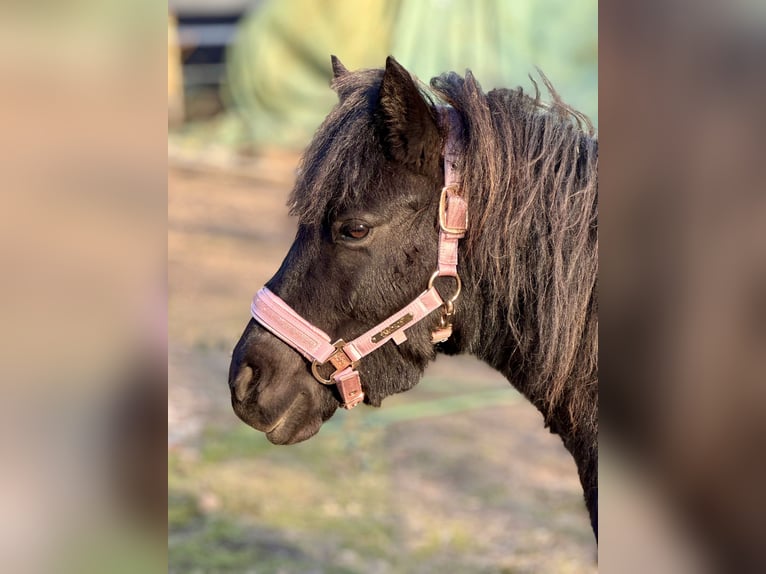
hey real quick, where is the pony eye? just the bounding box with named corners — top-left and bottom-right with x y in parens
top-left (339, 222), bottom-right (370, 241)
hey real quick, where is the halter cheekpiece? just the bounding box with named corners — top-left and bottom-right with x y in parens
top-left (250, 107), bottom-right (467, 408)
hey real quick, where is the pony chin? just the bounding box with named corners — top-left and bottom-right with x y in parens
top-left (265, 414), bottom-right (324, 445)
top-left (260, 390), bottom-right (338, 445)
top-left (234, 389), bottom-right (337, 445)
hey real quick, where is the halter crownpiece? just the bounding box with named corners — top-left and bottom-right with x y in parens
top-left (250, 106), bottom-right (467, 409)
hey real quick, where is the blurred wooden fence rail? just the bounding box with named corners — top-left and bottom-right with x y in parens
top-left (167, 2), bottom-right (259, 125)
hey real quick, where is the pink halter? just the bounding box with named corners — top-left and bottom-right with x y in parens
top-left (250, 107), bottom-right (467, 408)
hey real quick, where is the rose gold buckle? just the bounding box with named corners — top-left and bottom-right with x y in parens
top-left (310, 340), bottom-right (357, 385)
top-left (335, 371), bottom-right (365, 409)
top-left (438, 185), bottom-right (467, 234)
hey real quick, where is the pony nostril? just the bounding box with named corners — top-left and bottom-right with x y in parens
top-left (233, 364), bottom-right (260, 402)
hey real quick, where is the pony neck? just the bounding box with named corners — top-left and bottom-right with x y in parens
top-left (452, 273), bottom-right (598, 536)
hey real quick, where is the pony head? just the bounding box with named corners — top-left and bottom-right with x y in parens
top-left (228, 57), bottom-right (459, 444)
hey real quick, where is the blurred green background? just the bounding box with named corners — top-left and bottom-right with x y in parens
top-left (169, 0), bottom-right (596, 153)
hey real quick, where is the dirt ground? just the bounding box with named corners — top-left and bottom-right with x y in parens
top-left (168, 160), bottom-right (596, 573)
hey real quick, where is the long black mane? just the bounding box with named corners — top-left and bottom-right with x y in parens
top-left (431, 72), bottom-right (598, 428)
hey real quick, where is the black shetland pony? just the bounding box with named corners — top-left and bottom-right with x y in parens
top-left (230, 56), bottom-right (598, 537)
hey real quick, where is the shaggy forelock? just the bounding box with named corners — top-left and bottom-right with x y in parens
top-left (289, 69), bottom-right (386, 225)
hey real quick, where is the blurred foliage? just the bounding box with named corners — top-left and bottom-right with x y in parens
top-left (204, 0), bottom-right (597, 150)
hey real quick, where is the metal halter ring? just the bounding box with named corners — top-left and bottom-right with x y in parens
top-left (428, 270), bottom-right (462, 305)
top-left (310, 360), bottom-right (334, 385)
top-left (310, 340), bottom-right (356, 385)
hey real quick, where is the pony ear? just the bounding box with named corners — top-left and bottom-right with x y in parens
top-left (330, 55), bottom-right (349, 80)
top-left (376, 56), bottom-right (441, 175)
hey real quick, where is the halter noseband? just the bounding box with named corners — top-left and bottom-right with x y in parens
top-left (250, 107), bottom-right (467, 409)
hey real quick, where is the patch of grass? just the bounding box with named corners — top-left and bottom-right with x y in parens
top-left (168, 452), bottom-right (205, 530)
top-left (199, 425), bottom-right (274, 464)
top-left (170, 514), bottom-right (330, 574)
top-left (358, 388), bottom-right (520, 428)
top-left (171, 423), bottom-right (404, 569)
top-left (169, 387), bottom-right (593, 573)
top-left (197, 446), bottom-right (397, 552)
top-left (168, 489), bottom-right (203, 530)
top-left (412, 519), bottom-right (478, 558)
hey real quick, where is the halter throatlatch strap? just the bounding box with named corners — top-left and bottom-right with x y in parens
top-left (249, 106), bottom-right (466, 409)
top-left (436, 106), bottom-right (467, 278)
top-left (430, 106), bottom-right (467, 343)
